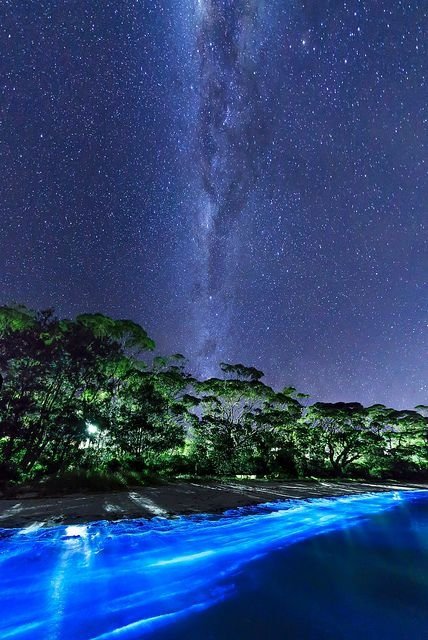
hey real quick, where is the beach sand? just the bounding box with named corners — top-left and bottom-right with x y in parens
top-left (0, 479), bottom-right (426, 529)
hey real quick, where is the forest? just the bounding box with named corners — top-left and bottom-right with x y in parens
top-left (0, 305), bottom-right (427, 492)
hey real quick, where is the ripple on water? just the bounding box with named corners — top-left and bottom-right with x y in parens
top-left (0, 490), bottom-right (427, 640)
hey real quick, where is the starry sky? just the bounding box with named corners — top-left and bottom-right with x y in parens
top-left (1, 0), bottom-right (427, 409)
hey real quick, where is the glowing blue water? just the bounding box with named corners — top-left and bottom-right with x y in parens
top-left (0, 491), bottom-right (427, 639)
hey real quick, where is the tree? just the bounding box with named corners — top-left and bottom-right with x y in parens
top-left (300, 402), bottom-right (382, 476)
top-left (0, 306), bottom-right (154, 480)
top-left (1, 304), bottom-right (426, 486)
top-left (366, 406), bottom-right (428, 477)
top-left (111, 372), bottom-right (185, 461)
top-left (188, 367), bottom-right (303, 476)
top-left (108, 356), bottom-right (195, 470)
top-left (219, 362), bottom-right (264, 382)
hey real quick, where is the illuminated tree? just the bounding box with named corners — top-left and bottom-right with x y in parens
top-left (188, 367), bottom-right (303, 475)
top-left (0, 306), bottom-right (154, 480)
top-left (301, 402), bottom-right (382, 476)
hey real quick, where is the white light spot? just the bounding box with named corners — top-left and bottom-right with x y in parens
top-left (86, 421), bottom-right (99, 435)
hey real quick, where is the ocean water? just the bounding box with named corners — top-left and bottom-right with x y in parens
top-left (0, 491), bottom-right (427, 639)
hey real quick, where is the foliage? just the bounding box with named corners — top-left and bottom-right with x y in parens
top-left (0, 305), bottom-right (426, 490)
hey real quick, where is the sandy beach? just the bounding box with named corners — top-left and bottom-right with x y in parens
top-left (0, 479), bottom-right (426, 529)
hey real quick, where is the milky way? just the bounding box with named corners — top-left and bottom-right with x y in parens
top-left (0, 1), bottom-right (427, 407)
top-left (189, 0), bottom-right (268, 368)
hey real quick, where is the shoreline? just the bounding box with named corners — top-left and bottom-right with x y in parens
top-left (0, 479), bottom-right (427, 529)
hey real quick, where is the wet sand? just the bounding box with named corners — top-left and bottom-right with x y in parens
top-left (0, 479), bottom-right (426, 529)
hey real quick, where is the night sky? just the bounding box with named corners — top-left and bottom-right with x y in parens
top-left (1, 1), bottom-right (427, 408)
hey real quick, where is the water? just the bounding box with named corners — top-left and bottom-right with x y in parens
top-left (0, 491), bottom-right (427, 639)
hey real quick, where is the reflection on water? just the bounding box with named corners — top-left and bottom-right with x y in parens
top-left (0, 491), bottom-right (427, 639)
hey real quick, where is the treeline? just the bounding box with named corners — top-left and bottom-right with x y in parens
top-left (0, 305), bottom-right (427, 489)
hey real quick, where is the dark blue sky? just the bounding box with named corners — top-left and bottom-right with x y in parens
top-left (1, 1), bottom-right (427, 408)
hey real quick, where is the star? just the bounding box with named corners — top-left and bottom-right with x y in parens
top-left (0, 0), bottom-right (426, 409)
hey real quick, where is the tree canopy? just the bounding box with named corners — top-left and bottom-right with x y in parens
top-left (0, 305), bottom-right (426, 488)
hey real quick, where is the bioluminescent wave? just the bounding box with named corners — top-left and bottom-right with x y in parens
top-left (0, 491), bottom-right (427, 639)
